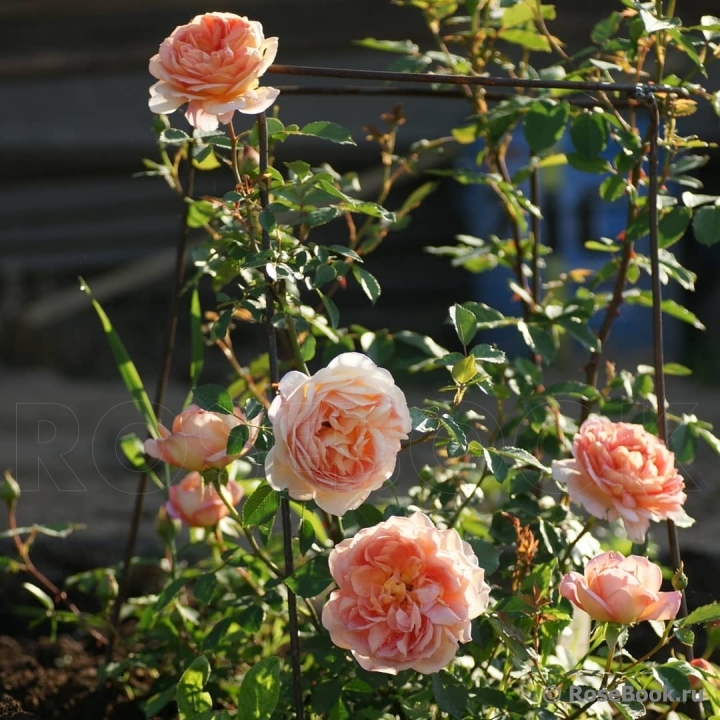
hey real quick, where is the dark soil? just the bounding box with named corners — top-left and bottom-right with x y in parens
top-left (0, 635), bottom-right (153, 720)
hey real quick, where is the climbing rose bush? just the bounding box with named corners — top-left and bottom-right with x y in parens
top-left (148, 12), bottom-right (279, 131)
top-left (265, 352), bottom-right (411, 515)
top-left (552, 415), bottom-right (693, 543)
top-left (321, 512), bottom-right (491, 674)
top-left (559, 551), bottom-right (682, 624)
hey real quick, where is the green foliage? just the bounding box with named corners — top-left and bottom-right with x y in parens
top-left (12, 3), bottom-right (718, 720)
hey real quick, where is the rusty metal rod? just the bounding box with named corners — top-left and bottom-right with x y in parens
top-left (268, 63), bottom-right (689, 99)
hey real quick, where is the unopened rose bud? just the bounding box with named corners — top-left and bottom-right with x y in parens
top-left (0, 471), bottom-right (21, 506)
top-left (672, 566), bottom-right (688, 591)
top-left (690, 658), bottom-right (719, 690)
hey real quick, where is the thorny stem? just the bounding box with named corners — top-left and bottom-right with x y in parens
top-left (8, 502), bottom-right (108, 645)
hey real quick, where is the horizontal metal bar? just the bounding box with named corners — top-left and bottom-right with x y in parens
top-left (268, 63), bottom-right (689, 99)
top-left (274, 84), bottom-right (647, 108)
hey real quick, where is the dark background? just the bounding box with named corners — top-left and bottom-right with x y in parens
top-left (1, 0), bottom-right (719, 569)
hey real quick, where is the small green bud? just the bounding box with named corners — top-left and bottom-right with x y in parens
top-left (672, 565), bottom-right (689, 591)
top-left (0, 471), bottom-right (21, 506)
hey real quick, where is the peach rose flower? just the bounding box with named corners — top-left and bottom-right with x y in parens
top-left (166, 472), bottom-right (242, 528)
top-left (149, 12), bottom-right (279, 131)
top-left (322, 512), bottom-right (491, 674)
top-left (145, 404), bottom-right (260, 472)
top-left (552, 415), bottom-right (692, 543)
top-left (265, 353), bottom-right (411, 516)
top-left (559, 551), bottom-right (681, 625)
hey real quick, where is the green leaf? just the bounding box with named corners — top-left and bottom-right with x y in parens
top-left (193, 384), bottom-right (234, 414)
top-left (80, 279), bottom-right (158, 434)
top-left (355, 38), bottom-right (419, 54)
top-left (301, 333), bottom-right (317, 362)
top-left (668, 422), bottom-right (697, 464)
top-left (299, 518), bottom-right (315, 555)
top-left (227, 425), bottom-right (250, 456)
top-left (285, 555), bottom-right (333, 598)
top-left (566, 153), bottom-right (610, 173)
top-left (242, 483), bottom-right (280, 528)
top-left (450, 303), bottom-right (478, 346)
top-left (693, 205), bottom-right (720, 246)
top-left (317, 290), bottom-right (340, 329)
top-left (639, 7), bottom-right (680, 33)
top-left (599, 175), bottom-right (626, 202)
top-left (439, 414), bottom-right (468, 453)
top-left (499, 29), bottom-right (551, 52)
top-left (490, 446), bottom-right (550, 474)
top-left (471, 343), bottom-right (506, 363)
top-left (570, 112), bottom-right (608, 159)
top-left (398, 181), bottom-right (438, 215)
top-left (517, 321), bottom-right (556, 363)
top-left (678, 603), bottom-right (720, 627)
top-left (189, 287), bottom-right (204, 389)
top-left (237, 657), bottom-right (282, 720)
top-left (557, 317), bottom-right (600, 352)
top-left (654, 663), bottom-right (691, 701)
top-left (452, 355), bottom-right (478, 384)
top-left (143, 686), bottom-right (177, 718)
top-left (0, 522), bottom-right (84, 540)
top-left (659, 206), bottom-right (692, 248)
top-left (544, 381), bottom-right (601, 401)
top-left (591, 12), bottom-right (622, 43)
top-left (161, 128), bottom-right (191, 145)
top-left (186, 200), bottom-right (217, 229)
top-left (432, 671), bottom-right (468, 720)
top-left (352, 266), bottom-right (382, 304)
top-left (468, 539), bottom-right (500, 575)
top-left (23, 583), bottom-right (54, 612)
top-left (523, 100), bottom-right (569, 154)
top-left (177, 656), bottom-right (213, 720)
top-left (674, 627), bottom-right (695, 646)
top-left (698, 427), bottom-right (720, 456)
top-left (614, 693), bottom-right (646, 719)
top-left (193, 575), bottom-right (216, 605)
top-left (314, 264), bottom-right (337, 286)
top-left (300, 121), bottom-right (355, 145)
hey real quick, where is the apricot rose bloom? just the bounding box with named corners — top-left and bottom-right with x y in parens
top-left (265, 353), bottom-right (412, 516)
top-left (145, 404), bottom-right (260, 472)
top-left (552, 415), bottom-right (692, 543)
top-left (322, 513), bottom-right (491, 674)
top-left (166, 472), bottom-right (242, 528)
top-left (149, 12), bottom-right (279, 132)
top-left (559, 551), bottom-right (681, 625)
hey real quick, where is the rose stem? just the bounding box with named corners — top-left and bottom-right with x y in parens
top-left (106, 145), bottom-right (196, 664)
top-left (7, 499), bottom-right (108, 645)
top-left (258, 111), bottom-right (305, 719)
top-left (647, 101), bottom-right (693, 654)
